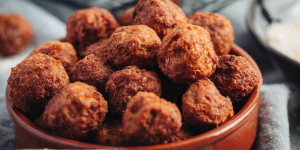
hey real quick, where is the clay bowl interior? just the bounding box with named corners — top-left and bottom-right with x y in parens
top-left (6, 44), bottom-right (263, 150)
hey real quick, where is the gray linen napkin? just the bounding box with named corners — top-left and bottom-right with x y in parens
top-left (0, 0), bottom-right (65, 149)
top-left (257, 84), bottom-right (291, 150)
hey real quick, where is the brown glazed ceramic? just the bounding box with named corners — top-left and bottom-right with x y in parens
top-left (6, 44), bottom-right (263, 150)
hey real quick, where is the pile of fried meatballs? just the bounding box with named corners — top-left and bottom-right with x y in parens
top-left (7, 0), bottom-right (259, 147)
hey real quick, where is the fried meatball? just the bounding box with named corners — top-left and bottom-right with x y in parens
top-left (37, 82), bottom-right (108, 139)
top-left (106, 25), bottom-right (161, 68)
top-left (182, 79), bottom-right (234, 128)
top-left (123, 92), bottom-right (182, 145)
top-left (105, 66), bottom-right (161, 116)
top-left (80, 38), bottom-right (110, 64)
top-left (133, 0), bottom-right (187, 38)
top-left (119, 7), bottom-right (134, 26)
top-left (0, 13), bottom-right (33, 56)
top-left (8, 54), bottom-right (70, 114)
top-left (157, 23), bottom-right (218, 84)
top-left (69, 54), bottom-right (114, 93)
top-left (210, 55), bottom-right (259, 103)
top-left (188, 12), bottom-right (234, 56)
top-left (30, 41), bottom-right (78, 72)
top-left (94, 120), bottom-right (128, 146)
top-left (66, 7), bottom-right (118, 54)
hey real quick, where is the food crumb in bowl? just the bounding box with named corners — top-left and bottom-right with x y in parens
top-left (266, 21), bottom-right (300, 63)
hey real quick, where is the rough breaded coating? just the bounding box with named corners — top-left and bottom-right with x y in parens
top-left (0, 13), bottom-right (33, 56)
top-left (119, 7), bottom-right (134, 26)
top-left (94, 120), bottom-right (128, 146)
top-left (66, 7), bottom-right (118, 54)
top-left (123, 92), bottom-right (182, 145)
top-left (36, 82), bottom-right (108, 139)
top-left (69, 54), bottom-right (114, 93)
top-left (8, 54), bottom-right (70, 114)
top-left (30, 40), bottom-right (78, 72)
top-left (188, 12), bottom-right (234, 56)
top-left (105, 66), bottom-right (161, 116)
top-left (80, 38), bottom-right (110, 64)
top-left (157, 23), bottom-right (218, 84)
top-left (182, 79), bottom-right (234, 128)
top-left (106, 25), bottom-right (161, 68)
top-left (133, 0), bottom-right (187, 38)
top-left (210, 55), bottom-right (259, 103)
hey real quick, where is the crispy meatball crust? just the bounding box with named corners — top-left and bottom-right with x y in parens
top-left (106, 25), bottom-right (161, 68)
top-left (133, 0), bottom-right (187, 38)
top-left (157, 23), bottom-right (218, 84)
top-left (182, 79), bottom-right (234, 128)
top-left (80, 38), bottom-right (110, 64)
top-left (66, 7), bottom-right (118, 54)
top-left (30, 40), bottom-right (78, 72)
top-left (210, 55), bottom-right (259, 103)
top-left (94, 120), bottom-right (128, 146)
top-left (105, 66), bottom-right (161, 116)
top-left (8, 54), bottom-right (70, 114)
top-left (38, 82), bottom-right (108, 139)
top-left (188, 12), bottom-right (234, 56)
top-left (69, 54), bottom-right (114, 93)
top-left (0, 13), bottom-right (33, 56)
top-left (123, 92), bottom-right (182, 145)
top-left (119, 7), bottom-right (135, 26)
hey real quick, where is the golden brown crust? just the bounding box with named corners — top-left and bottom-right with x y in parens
top-left (119, 7), bottom-right (135, 26)
top-left (37, 82), bottom-right (108, 139)
top-left (157, 23), bottom-right (218, 84)
top-left (210, 55), bottom-right (259, 103)
top-left (105, 66), bottom-right (161, 116)
top-left (123, 92), bottom-right (182, 145)
top-left (94, 120), bottom-right (128, 146)
top-left (30, 41), bottom-right (78, 72)
top-left (106, 25), bottom-right (161, 68)
top-left (188, 12), bottom-right (234, 56)
top-left (182, 79), bottom-right (234, 128)
top-left (80, 38), bottom-right (110, 64)
top-left (69, 54), bottom-right (114, 93)
top-left (133, 0), bottom-right (187, 38)
top-left (66, 7), bottom-right (119, 54)
top-left (8, 54), bottom-right (70, 114)
top-left (0, 13), bottom-right (33, 56)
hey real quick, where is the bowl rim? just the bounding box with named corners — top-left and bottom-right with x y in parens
top-left (5, 43), bottom-right (263, 149)
top-left (246, 0), bottom-right (300, 67)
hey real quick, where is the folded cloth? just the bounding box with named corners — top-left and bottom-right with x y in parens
top-left (0, 0), bottom-right (65, 149)
top-left (257, 84), bottom-right (291, 150)
top-left (287, 84), bottom-right (300, 150)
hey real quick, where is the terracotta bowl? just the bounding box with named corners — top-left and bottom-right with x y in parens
top-left (6, 44), bottom-right (263, 150)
